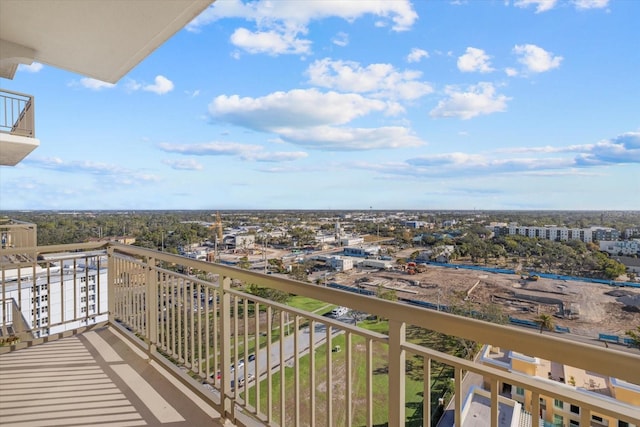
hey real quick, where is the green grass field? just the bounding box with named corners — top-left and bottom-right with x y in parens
top-left (243, 318), bottom-right (464, 426)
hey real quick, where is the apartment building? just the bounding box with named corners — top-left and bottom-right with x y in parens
top-left (600, 240), bottom-right (640, 256)
top-left (494, 225), bottom-right (620, 244)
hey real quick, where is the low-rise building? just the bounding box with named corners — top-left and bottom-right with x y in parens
top-left (600, 240), bottom-right (640, 256)
top-left (479, 345), bottom-right (640, 427)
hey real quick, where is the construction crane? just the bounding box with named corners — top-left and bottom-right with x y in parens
top-left (208, 212), bottom-right (223, 262)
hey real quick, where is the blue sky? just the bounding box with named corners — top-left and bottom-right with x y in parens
top-left (2, 0), bottom-right (639, 211)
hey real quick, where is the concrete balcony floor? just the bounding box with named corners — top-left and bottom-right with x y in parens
top-left (0, 327), bottom-right (226, 427)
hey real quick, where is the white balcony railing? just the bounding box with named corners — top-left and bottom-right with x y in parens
top-left (0, 89), bottom-right (35, 138)
top-left (1, 242), bottom-right (639, 427)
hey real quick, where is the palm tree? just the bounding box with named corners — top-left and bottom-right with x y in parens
top-left (535, 314), bottom-right (555, 334)
top-left (625, 325), bottom-right (640, 349)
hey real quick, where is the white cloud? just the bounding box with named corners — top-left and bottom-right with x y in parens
top-left (349, 131), bottom-right (640, 179)
top-left (505, 67), bottom-right (519, 77)
top-left (242, 151), bottom-right (309, 162)
top-left (573, 0), bottom-right (609, 9)
top-left (209, 88), bottom-right (388, 131)
top-left (143, 75), bottom-right (174, 95)
top-left (189, 0), bottom-right (418, 32)
top-left (18, 62), bottom-right (43, 73)
top-left (430, 82), bottom-right (510, 120)
top-left (158, 141), bottom-right (308, 162)
top-left (162, 159), bottom-right (203, 170)
top-left (230, 28), bottom-right (311, 55)
top-left (332, 32), bottom-right (349, 47)
top-left (514, 0), bottom-right (558, 13)
top-left (79, 78), bottom-right (116, 91)
top-left (159, 141), bottom-right (261, 156)
top-left (457, 47), bottom-right (494, 73)
top-left (188, 0), bottom-right (417, 56)
top-left (277, 126), bottom-right (425, 151)
top-left (407, 48), bottom-right (429, 63)
top-left (22, 156), bottom-right (161, 184)
top-left (513, 44), bottom-right (562, 73)
top-left (306, 58), bottom-right (433, 101)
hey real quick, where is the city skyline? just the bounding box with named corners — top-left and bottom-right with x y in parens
top-left (1, 0), bottom-right (639, 211)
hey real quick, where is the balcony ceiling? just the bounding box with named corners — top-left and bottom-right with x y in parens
top-left (0, 0), bottom-right (214, 82)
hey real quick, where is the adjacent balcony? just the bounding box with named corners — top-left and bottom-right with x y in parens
top-left (0, 88), bottom-right (39, 166)
top-left (1, 242), bottom-right (639, 427)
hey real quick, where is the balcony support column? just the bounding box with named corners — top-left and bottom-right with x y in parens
top-left (145, 256), bottom-right (157, 355)
top-left (388, 319), bottom-right (406, 427)
top-left (220, 275), bottom-right (234, 423)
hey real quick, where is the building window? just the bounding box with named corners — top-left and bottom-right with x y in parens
top-left (569, 420), bottom-right (579, 427)
top-left (553, 414), bottom-right (563, 427)
top-left (618, 421), bottom-right (629, 427)
top-left (592, 415), bottom-right (603, 423)
top-left (81, 287), bottom-right (86, 293)
top-left (89, 285), bottom-right (96, 292)
top-left (554, 399), bottom-right (564, 409)
top-left (80, 277), bottom-right (86, 283)
top-left (515, 386), bottom-right (524, 396)
top-left (41, 294), bottom-right (48, 302)
top-left (570, 404), bottom-right (580, 414)
top-left (81, 296), bottom-right (87, 303)
top-left (81, 307), bottom-right (87, 313)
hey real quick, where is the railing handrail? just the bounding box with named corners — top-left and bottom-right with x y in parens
top-left (109, 242), bottom-right (640, 387)
top-left (0, 88), bottom-right (34, 99)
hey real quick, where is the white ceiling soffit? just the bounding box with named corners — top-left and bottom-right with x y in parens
top-left (0, 0), bottom-right (214, 82)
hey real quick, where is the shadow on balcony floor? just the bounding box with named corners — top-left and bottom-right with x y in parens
top-left (0, 326), bottom-right (226, 426)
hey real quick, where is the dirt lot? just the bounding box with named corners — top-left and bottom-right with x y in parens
top-left (332, 262), bottom-right (640, 338)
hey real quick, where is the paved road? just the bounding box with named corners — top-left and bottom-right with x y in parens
top-left (230, 311), bottom-right (352, 388)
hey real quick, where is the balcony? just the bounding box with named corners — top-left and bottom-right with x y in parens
top-left (1, 242), bottom-right (639, 427)
top-left (0, 89), bottom-right (39, 166)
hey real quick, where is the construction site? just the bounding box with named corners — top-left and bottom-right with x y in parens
top-left (328, 259), bottom-right (640, 340)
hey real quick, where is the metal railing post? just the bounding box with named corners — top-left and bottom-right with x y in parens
top-left (220, 275), bottom-right (234, 422)
top-left (145, 256), bottom-right (157, 355)
top-left (107, 245), bottom-right (116, 325)
top-left (388, 319), bottom-right (406, 427)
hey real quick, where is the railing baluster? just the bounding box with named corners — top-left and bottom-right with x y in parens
top-left (366, 338), bottom-right (373, 427)
top-left (266, 305), bottom-right (273, 423)
top-left (424, 357), bottom-right (431, 427)
top-left (243, 294), bottom-right (249, 404)
top-left (294, 314), bottom-right (300, 426)
top-left (220, 276), bottom-right (233, 422)
top-left (254, 301), bottom-right (261, 415)
top-left (490, 377), bottom-right (499, 427)
top-left (531, 390), bottom-right (540, 427)
top-left (326, 324), bottom-right (332, 427)
top-left (345, 331), bottom-right (352, 427)
top-left (279, 310), bottom-right (286, 426)
top-left (454, 366), bottom-right (463, 427)
top-left (233, 296), bottom-right (239, 399)
top-left (190, 279), bottom-right (196, 369)
top-left (310, 319), bottom-right (316, 426)
top-left (177, 277), bottom-right (183, 363)
top-left (204, 284), bottom-right (210, 379)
